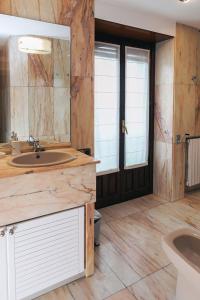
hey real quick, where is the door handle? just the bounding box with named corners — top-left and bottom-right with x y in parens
top-left (122, 120), bottom-right (128, 134)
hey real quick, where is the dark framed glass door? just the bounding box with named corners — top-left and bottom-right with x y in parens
top-left (95, 35), bottom-right (155, 209)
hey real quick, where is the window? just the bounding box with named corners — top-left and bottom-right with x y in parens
top-left (95, 42), bottom-right (120, 174)
top-left (125, 47), bottom-right (150, 168)
top-left (95, 42), bottom-right (150, 174)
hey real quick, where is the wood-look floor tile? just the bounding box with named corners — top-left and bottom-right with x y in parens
top-left (107, 213), bottom-right (169, 273)
top-left (131, 195), bottom-right (164, 211)
top-left (68, 255), bottom-right (124, 300)
top-left (163, 201), bottom-right (200, 230)
top-left (142, 193), bottom-right (169, 204)
top-left (128, 268), bottom-right (176, 300)
top-left (187, 190), bottom-right (200, 199)
top-left (34, 193), bottom-right (200, 300)
top-left (145, 203), bottom-right (190, 234)
top-left (96, 234), bottom-right (140, 286)
top-left (101, 223), bottom-right (160, 277)
top-left (99, 200), bottom-right (141, 223)
top-left (164, 264), bottom-right (177, 278)
top-left (182, 195), bottom-right (200, 210)
top-left (105, 289), bottom-right (137, 300)
top-left (35, 286), bottom-right (74, 300)
top-left (99, 194), bottom-right (164, 224)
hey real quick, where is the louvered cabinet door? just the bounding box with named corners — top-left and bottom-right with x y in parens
top-left (0, 227), bottom-right (8, 300)
top-left (7, 207), bottom-right (85, 300)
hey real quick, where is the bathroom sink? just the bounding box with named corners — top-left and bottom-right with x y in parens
top-left (9, 151), bottom-right (76, 168)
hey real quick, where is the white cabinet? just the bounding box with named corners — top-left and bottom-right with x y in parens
top-left (0, 227), bottom-right (8, 300)
top-left (0, 207), bottom-right (84, 300)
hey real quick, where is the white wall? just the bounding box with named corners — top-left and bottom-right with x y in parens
top-left (95, 0), bottom-right (176, 37)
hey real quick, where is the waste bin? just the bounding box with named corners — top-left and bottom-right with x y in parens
top-left (94, 210), bottom-right (102, 246)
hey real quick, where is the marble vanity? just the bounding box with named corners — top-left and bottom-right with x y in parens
top-left (0, 13), bottom-right (96, 300)
top-left (0, 147), bottom-right (98, 300)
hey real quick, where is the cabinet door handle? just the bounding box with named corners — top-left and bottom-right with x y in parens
top-left (0, 227), bottom-right (6, 237)
top-left (9, 225), bottom-right (17, 235)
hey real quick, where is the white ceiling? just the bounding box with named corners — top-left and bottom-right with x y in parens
top-left (100, 0), bottom-right (200, 29)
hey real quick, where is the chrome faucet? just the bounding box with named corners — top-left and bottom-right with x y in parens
top-left (28, 135), bottom-right (44, 152)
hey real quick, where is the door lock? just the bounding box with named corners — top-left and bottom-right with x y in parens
top-left (122, 120), bottom-right (128, 134)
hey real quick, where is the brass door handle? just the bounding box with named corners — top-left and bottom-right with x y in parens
top-left (122, 120), bottom-right (128, 134)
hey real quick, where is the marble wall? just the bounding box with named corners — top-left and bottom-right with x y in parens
top-left (0, 0), bottom-right (94, 151)
top-left (154, 24), bottom-right (200, 201)
top-left (2, 2), bottom-right (198, 202)
top-left (0, 36), bottom-right (70, 142)
top-left (0, 42), bottom-right (10, 142)
top-left (173, 24), bottom-right (200, 200)
top-left (154, 39), bottom-right (175, 201)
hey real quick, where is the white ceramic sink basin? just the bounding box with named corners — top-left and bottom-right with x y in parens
top-left (9, 151), bottom-right (76, 168)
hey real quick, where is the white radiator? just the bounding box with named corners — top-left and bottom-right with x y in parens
top-left (186, 138), bottom-right (200, 187)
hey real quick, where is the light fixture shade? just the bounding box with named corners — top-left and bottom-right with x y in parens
top-left (18, 36), bottom-right (51, 54)
top-left (179, 0), bottom-right (191, 3)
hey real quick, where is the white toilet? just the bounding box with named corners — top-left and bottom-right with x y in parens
top-left (162, 228), bottom-right (200, 300)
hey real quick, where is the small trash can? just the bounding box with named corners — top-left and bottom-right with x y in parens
top-left (94, 210), bottom-right (102, 246)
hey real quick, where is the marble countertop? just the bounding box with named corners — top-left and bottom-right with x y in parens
top-left (0, 147), bottom-right (99, 179)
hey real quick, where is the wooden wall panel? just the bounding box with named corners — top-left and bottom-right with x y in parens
top-left (153, 141), bottom-right (173, 200)
top-left (172, 24), bottom-right (200, 200)
top-left (153, 39), bottom-right (174, 201)
top-left (70, 0), bottom-right (94, 77)
top-left (172, 143), bottom-right (185, 200)
top-left (1, 36), bottom-right (71, 142)
top-left (8, 37), bottom-right (28, 86)
top-left (154, 24), bottom-right (200, 202)
top-left (175, 24), bottom-right (198, 85)
top-left (10, 87), bottom-right (29, 139)
top-left (0, 43), bottom-right (9, 142)
top-left (71, 76), bottom-right (94, 151)
top-left (0, 0), bottom-right (94, 151)
top-left (154, 39), bottom-right (174, 144)
top-left (54, 88), bottom-right (70, 142)
top-left (155, 39), bottom-right (174, 86)
top-left (195, 84), bottom-right (200, 134)
top-left (85, 202), bottom-right (94, 277)
top-left (28, 87), bottom-right (54, 138)
top-left (28, 53), bottom-right (53, 87)
top-left (154, 84), bottom-right (173, 144)
top-left (53, 39), bottom-right (70, 88)
top-left (174, 84), bottom-right (196, 137)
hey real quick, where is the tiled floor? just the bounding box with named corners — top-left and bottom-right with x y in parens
top-left (36, 191), bottom-right (200, 300)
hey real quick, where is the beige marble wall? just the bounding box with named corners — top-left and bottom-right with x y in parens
top-left (154, 39), bottom-right (175, 201)
top-left (0, 0), bottom-right (95, 152)
top-left (0, 36), bottom-right (71, 142)
top-left (154, 24), bottom-right (200, 202)
top-left (0, 42), bottom-right (10, 142)
top-left (172, 24), bottom-right (200, 200)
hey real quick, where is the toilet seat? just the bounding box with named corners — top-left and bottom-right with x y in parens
top-left (162, 227), bottom-right (200, 300)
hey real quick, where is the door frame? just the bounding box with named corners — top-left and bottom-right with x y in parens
top-left (95, 33), bottom-right (155, 209)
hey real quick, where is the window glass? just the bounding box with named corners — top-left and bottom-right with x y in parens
top-left (125, 47), bottom-right (150, 168)
top-left (95, 42), bottom-right (120, 174)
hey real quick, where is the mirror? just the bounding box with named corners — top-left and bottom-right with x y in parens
top-left (0, 14), bottom-right (71, 144)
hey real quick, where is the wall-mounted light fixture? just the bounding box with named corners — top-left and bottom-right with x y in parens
top-left (18, 36), bottom-right (51, 54)
top-left (178, 0), bottom-right (191, 3)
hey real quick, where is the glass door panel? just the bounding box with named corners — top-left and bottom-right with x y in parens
top-left (95, 42), bottom-right (120, 174)
top-left (124, 47), bottom-right (150, 169)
